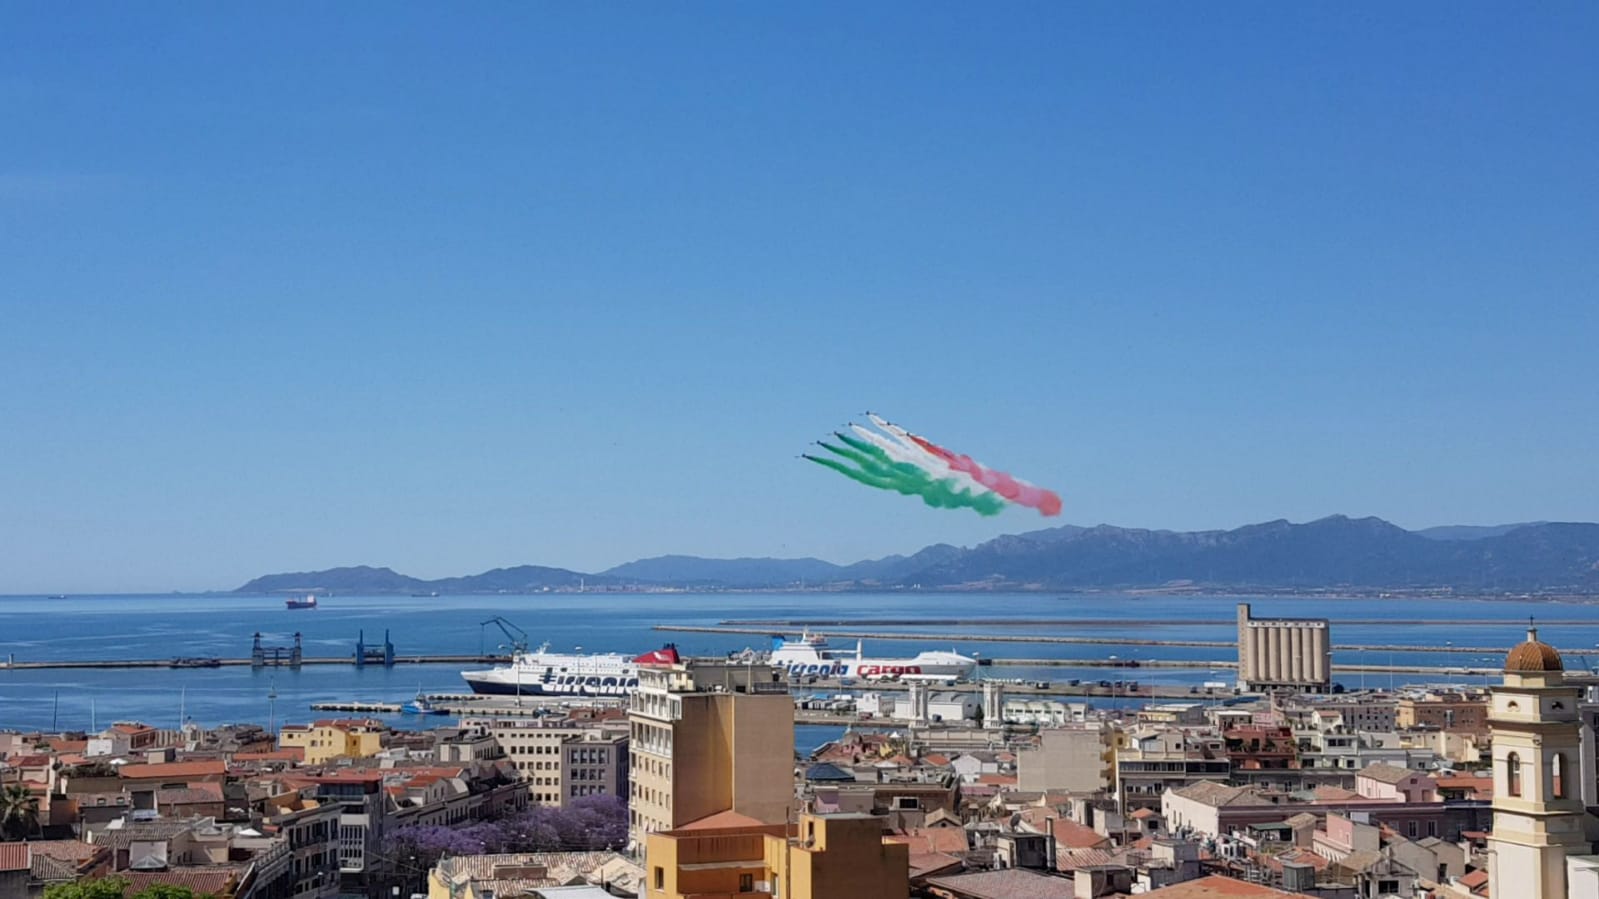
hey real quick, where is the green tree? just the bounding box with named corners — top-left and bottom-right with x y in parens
top-left (0, 783), bottom-right (40, 840)
top-left (43, 878), bottom-right (130, 899)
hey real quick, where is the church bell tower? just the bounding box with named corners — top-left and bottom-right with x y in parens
top-left (1488, 626), bottom-right (1592, 899)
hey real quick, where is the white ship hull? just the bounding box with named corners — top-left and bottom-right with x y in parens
top-left (460, 644), bottom-right (678, 697)
top-left (767, 633), bottom-right (976, 681)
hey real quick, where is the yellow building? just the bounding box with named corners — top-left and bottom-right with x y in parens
top-left (628, 658), bottom-right (795, 849)
top-left (644, 812), bottom-right (909, 899)
top-left (277, 717), bottom-right (387, 765)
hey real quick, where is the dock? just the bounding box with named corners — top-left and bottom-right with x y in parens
top-left (310, 701), bottom-right (401, 713)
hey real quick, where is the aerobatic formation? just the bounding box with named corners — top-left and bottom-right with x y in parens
top-left (803, 413), bottom-right (1062, 517)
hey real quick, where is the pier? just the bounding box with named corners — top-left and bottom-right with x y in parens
top-left (310, 701), bottom-right (401, 713)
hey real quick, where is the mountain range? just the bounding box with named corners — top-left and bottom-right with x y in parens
top-left (234, 516), bottom-right (1599, 594)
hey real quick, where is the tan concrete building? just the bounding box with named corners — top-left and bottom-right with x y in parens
top-left (628, 658), bottom-right (794, 849)
top-left (475, 716), bottom-right (629, 806)
top-left (643, 811), bottom-right (908, 899)
top-left (1396, 691), bottom-right (1489, 736)
top-left (1486, 627), bottom-right (1595, 899)
top-left (1236, 603), bottom-right (1332, 693)
top-left (1016, 724), bottom-right (1121, 793)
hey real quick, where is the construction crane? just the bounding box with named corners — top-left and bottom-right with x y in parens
top-left (479, 616), bottom-right (529, 656)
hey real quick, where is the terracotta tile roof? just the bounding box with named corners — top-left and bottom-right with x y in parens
top-left (890, 826), bottom-right (969, 855)
top-left (118, 760), bottom-right (226, 780)
top-left (1435, 775), bottom-right (1492, 798)
top-left (111, 724), bottom-right (154, 735)
top-left (1259, 848), bottom-right (1329, 873)
top-left (976, 774), bottom-right (1017, 786)
top-left (905, 850), bottom-right (963, 879)
top-left (921, 754), bottom-right (952, 766)
top-left (1057, 847), bottom-right (1119, 871)
top-left (1144, 874), bottom-right (1299, 896)
top-left (1358, 763), bottom-right (1419, 785)
top-left (117, 867), bottom-right (241, 896)
top-left (1170, 782), bottom-right (1274, 808)
top-left (31, 853), bottom-right (83, 882)
top-left (157, 784), bottom-right (224, 804)
top-left (6, 754), bottom-right (52, 768)
top-left (24, 840), bottom-right (96, 862)
top-left (0, 844), bottom-right (30, 873)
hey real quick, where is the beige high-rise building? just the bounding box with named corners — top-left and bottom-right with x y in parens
top-left (628, 658), bottom-right (795, 850)
top-left (1487, 627), bottom-right (1595, 899)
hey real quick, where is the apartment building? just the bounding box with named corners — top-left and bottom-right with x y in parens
top-left (627, 659), bottom-right (794, 849)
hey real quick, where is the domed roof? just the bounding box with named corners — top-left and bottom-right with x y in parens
top-left (1505, 626), bottom-right (1563, 672)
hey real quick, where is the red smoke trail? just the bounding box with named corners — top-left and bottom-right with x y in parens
top-left (910, 435), bottom-right (1063, 517)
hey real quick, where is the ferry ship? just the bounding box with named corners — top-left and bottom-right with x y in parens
top-left (767, 632), bottom-right (976, 681)
top-left (460, 644), bottom-right (680, 696)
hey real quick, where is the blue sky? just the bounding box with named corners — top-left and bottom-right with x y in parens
top-left (2, 3), bottom-right (1596, 593)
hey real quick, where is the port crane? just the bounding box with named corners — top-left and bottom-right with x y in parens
top-left (479, 616), bottom-right (529, 656)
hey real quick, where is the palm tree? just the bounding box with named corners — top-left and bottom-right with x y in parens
top-left (0, 782), bottom-right (39, 840)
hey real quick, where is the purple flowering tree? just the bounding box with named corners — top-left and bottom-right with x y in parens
top-left (389, 793), bottom-right (629, 866)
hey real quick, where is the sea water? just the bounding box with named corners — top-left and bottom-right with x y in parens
top-left (1, 592), bottom-right (1595, 742)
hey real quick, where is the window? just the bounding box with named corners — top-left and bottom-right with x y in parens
top-left (654, 867), bottom-right (664, 890)
top-left (1554, 753), bottom-right (1567, 799)
top-left (739, 874), bottom-right (754, 892)
top-left (1507, 752), bottom-right (1522, 797)
top-left (1407, 820), bottom-right (1417, 838)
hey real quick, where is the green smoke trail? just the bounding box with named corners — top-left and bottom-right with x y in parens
top-left (806, 445), bottom-right (1007, 517)
top-left (803, 455), bottom-right (902, 491)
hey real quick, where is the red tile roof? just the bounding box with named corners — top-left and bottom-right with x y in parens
top-left (116, 867), bottom-right (241, 896)
top-left (0, 844), bottom-right (30, 873)
top-left (889, 826), bottom-right (969, 855)
top-left (6, 755), bottom-right (52, 768)
top-left (118, 760), bottom-right (226, 780)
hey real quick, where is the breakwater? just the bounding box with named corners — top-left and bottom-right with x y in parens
top-left (653, 624), bottom-right (1509, 654)
top-left (724, 618), bottom-right (1599, 628)
top-left (0, 654), bottom-right (507, 671)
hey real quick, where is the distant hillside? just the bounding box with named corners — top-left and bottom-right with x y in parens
top-left (235, 517), bottom-right (1599, 594)
top-left (236, 563), bottom-right (606, 595)
top-left (1415, 522), bottom-right (1546, 541)
top-left (602, 556), bottom-right (845, 587)
top-left (237, 566), bottom-right (429, 594)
